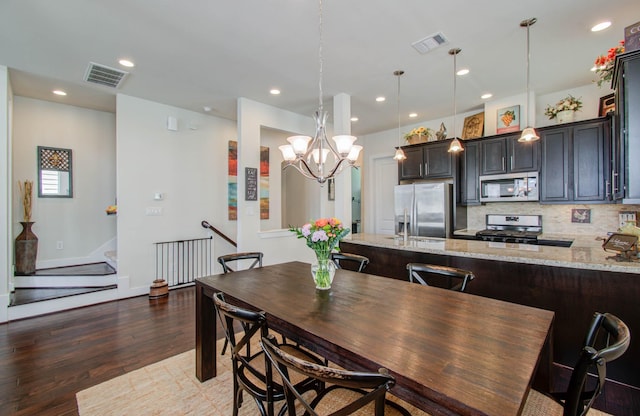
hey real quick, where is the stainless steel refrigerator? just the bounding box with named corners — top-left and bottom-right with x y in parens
top-left (394, 182), bottom-right (451, 238)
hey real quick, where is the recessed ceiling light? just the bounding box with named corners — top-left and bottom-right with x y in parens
top-left (118, 59), bottom-right (135, 68)
top-left (409, 113), bottom-right (418, 118)
top-left (203, 106), bottom-right (212, 112)
top-left (376, 96), bottom-right (385, 102)
top-left (481, 93), bottom-right (492, 99)
top-left (350, 117), bottom-right (358, 122)
top-left (591, 21), bottom-right (611, 32)
top-left (52, 90), bottom-right (67, 96)
top-left (270, 89), bottom-right (281, 95)
top-left (457, 68), bottom-right (470, 76)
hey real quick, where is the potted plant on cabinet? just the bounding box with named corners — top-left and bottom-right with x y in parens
top-left (404, 126), bottom-right (434, 144)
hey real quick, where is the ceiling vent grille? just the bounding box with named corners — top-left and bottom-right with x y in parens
top-left (411, 32), bottom-right (448, 54)
top-left (84, 62), bottom-right (129, 88)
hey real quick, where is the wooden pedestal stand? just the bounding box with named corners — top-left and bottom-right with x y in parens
top-left (149, 279), bottom-right (168, 298)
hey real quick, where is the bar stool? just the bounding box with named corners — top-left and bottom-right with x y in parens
top-left (406, 263), bottom-right (474, 292)
top-left (331, 252), bottom-right (369, 272)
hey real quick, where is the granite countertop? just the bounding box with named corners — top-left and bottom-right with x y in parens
top-left (344, 233), bottom-right (640, 274)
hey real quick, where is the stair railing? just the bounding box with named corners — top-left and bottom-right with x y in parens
top-left (201, 220), bottom-right (237, 247)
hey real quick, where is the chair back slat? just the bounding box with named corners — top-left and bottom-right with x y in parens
top-left (218, 252), bottom-right (263, 273)
top-left (562, 312), bottom-right (630, 416)
top-left (407, 263), bottom-right (474, 292)
top-left (261, 335), bottom-right (401, 416)
top-left (331, 252), bottom-right (369, 272)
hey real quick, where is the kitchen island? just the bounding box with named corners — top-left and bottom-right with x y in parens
top-left (344, 232), bottom-right (640, 274)
top-left (340, 233), bottom-right (640, 415)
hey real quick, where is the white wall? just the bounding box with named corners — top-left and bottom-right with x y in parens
top-left (360, 81), bottom-right (609, 234)
top-left (237, 98), bottom-right (335, 266)
top-left (116, 94), bottom-right (237, 295)
top-left (0, 66), bottom-right (12, 323)
top-left (11, 97), bottom-right (117, 268)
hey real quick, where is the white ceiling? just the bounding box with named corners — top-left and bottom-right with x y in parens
top-left (1, 0), bottom-right (638, 136)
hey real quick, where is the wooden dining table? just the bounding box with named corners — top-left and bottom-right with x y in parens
top-left (195, 261), bottom-right (554, 416)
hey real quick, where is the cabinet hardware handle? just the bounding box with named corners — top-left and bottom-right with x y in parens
top-left (606, 180), bottom-right (611, 198)
top-left (510, 156), bottom-right (513, 170)
top-left (613, 171), bottom-right (619, 193)
top-left (502, 157), bottom-right (505, 171)
top-left (420, 164), bottom-right (423, 177)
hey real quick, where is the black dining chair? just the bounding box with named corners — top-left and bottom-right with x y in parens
top-left (213, 292), bottom-right (325, 416)
top-left (522, 312), bottom-right (631, 416)
top-left (217, 251), bottom-right (264, 355)
top-left (406, 263), bottom-right (474, 292)
top-left (260, 335), bottom-right (411, 416)
top-left (218, 251), bottom-right (263, 273)
top-left (331, 252), bottom-right (370, 272)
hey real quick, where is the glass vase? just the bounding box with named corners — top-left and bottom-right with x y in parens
top-left (311, 251), bottom-right (336, 290)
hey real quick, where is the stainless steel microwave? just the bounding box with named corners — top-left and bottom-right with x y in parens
top-left (479, 172), bottom-right (539, 202)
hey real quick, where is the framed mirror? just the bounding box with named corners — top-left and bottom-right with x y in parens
top-left (37, 146), bottom-right (73, 198)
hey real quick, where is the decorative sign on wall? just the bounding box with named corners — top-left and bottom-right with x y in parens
top-left (228, 141), bottom-right (238, 220)
top-left (259, 146), bottom-right (269, 219)
top-left (227, 141), bottom-right (270, 220)
top-left (496, 105), bottom-right (520, 134)
top-left (245, 167), bottom-right (258, 201)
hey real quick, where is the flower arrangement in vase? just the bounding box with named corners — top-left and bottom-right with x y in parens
top-left (544, 95), bottom-right (583, 123)
top-left (289, 217), bottom-right (350, 290)
top-left (404, 126), bottom-right (434, 144)
top-left (594, 40), bottom-right (625, 87)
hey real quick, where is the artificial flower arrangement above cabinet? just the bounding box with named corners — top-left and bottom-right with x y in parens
top-left (594, 40), bottom-right (625, 87)
top-left (544, 95), bottom-right (583, 124)
top-left (404, 126), bottom-right (434, 144)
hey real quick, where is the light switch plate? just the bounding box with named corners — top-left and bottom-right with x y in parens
top-left (619, 211), bottom-right (637, 228)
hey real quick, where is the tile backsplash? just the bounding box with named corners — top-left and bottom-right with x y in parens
top-left (465, 203), bottom-right (640, 237)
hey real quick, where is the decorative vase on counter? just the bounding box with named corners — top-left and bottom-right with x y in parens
top-left (556, 110), bottom-right (575, 124)
top-left (15, 221), bottom-right (38, 275)
top-left (311, 250), bottom-right (336, 290)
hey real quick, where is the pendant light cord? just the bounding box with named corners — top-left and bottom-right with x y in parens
top-left (318, 0), bottom-right (323, 112)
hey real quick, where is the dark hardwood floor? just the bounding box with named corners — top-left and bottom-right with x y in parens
top-left (0, 287), bottom-right (205, 416)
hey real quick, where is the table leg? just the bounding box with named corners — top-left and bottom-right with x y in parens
top-left (195, 281), bottom-right (216, 381)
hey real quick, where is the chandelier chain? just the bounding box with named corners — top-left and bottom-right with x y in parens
top-left (318, 0), bottom-right (323, 112)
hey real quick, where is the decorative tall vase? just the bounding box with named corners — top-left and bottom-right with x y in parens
top-left (310, 250), bottom-right (336, 290)
top-left (556, 110), bottom-right (575, 124)
top-left (15, 221), bottom-right (38, 275)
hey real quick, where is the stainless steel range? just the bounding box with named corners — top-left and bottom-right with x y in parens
top-left (475, 214), bottom-right (542, 244)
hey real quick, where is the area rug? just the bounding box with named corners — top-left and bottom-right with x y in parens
top-left (76, 338), bottom-right (612, 416)
top-left (75, 337), bottom-right (430, 415)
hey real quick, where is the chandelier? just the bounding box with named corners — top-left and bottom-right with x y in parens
top-left (278, 0), bottom-right (361, 184)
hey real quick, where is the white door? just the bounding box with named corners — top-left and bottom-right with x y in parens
top-left (374, 156), bottom-right (398, 235)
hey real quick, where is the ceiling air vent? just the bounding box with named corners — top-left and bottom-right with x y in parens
top-left (411, 32), bottom-right (448, 54)
top-left (84, 62), bottom-right (129, 88)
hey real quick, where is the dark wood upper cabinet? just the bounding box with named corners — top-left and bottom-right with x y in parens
top-left (398, 140), bottom-right (454, 181)
top-left (613, 50), bottom-right (640, 203)
top-left (540, 127), bottom-right (571, 202)
top-left (480, 134), bottom-right (539, 175)
top-left (459, 141), bottom-right (480, 205)
top-left (540, 119), bottom-right (610, 203)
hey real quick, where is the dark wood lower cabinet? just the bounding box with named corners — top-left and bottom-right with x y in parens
top-left (341, 241), bottom-right (640, 415)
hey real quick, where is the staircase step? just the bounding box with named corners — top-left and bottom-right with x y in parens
top-left (14, 262), bottom-right (117, 288)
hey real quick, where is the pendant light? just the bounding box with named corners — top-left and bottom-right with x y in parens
top-left (448, 48), bottom-right (464, 153)
top-left (393, 70), bottom-right (407, 161)
top-left (278, 0), bottom-right (361, 184)
top-left (518, 17), bottom-right (539, 142)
